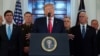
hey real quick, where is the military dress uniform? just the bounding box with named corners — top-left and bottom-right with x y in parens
top-left (21, 24), bottom-right (33, 56)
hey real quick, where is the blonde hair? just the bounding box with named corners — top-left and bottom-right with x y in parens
top-left (43, 4), bottom-right (54, 10)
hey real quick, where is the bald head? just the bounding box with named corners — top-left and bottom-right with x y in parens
top-left (79, 12), bottom-right (88, 24)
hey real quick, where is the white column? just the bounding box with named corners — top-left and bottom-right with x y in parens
top-left (70, 0), bottom-right (79, 27)
top-left (84, 0), bottom-right (96, 25)
top-left (0, 0), bottom-right (3, 16)
top-left (22, 0), bottom-right (29, 15)
top-left (96, 0), bottom-right (100, 27)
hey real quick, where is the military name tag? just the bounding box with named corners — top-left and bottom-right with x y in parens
top-left (41, 36), bottom-right (57, 52)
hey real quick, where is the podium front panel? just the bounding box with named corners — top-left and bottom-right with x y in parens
top-left (29, 33), bottom-right (70, 56)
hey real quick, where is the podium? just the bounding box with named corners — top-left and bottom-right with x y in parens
top-left (29, 33), bottom-right (70, 56)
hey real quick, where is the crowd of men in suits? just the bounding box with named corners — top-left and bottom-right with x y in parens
top-left (0, 3), bottom-right (100, 56)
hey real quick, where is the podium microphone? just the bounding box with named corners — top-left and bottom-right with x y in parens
top-left (48, 13), bottom-right (51, 20)
top-left (48, 13), bottom-right (51, 17)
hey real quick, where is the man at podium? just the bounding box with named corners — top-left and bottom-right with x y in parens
top-left (32, 4), bottom-right (65, 33)
top-left (29, 4), bottom-right (70, 56)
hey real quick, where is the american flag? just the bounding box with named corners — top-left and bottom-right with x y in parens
top-left (14, 0), bottom-right (23, 25)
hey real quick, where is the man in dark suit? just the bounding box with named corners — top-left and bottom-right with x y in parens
top-left (33, 4), bottom-right (65, 33)
top-left (91, 19), bottom-right (99, 34)
top-left (70, 11), bottom-right (97, 56)
top-left (97, 30), bottom-right (100, 56)
top-left (0, 10), bottom-right (23, 56)
top-left (91, 19), bottom-right (100, 56)
top-left (21, 12), bottom-right (33, 56)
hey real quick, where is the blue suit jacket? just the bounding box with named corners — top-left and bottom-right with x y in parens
top-left (32, 17), bottom-right (65, 33)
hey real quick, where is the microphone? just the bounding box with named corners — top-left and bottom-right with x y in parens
top-left (48, 13), bottom-right (51, 18)
top-left (48, 13), bottom-right (51, 20)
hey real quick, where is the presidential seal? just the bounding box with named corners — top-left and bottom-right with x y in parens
top-left (41, 36), bottom-right (57, 52)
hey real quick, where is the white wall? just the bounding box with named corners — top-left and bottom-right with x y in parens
top-left (85, 0), bottom-right (96, 25)
top-left (0, 0), bottom-right (29, 23)
top-left (96, 0), bottom-right (100, 27)
top-left (0, 0), bottom-right (98, 26)
top-left (2, 0), bottom-right (28, 16)
top-left (2, 0), bottom-right (16, 23)
top-left (0, 0), bottom-right (3, 16)
top-left (70, 0), bottom-right (79, 26)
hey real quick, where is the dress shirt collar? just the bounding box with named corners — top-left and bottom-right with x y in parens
top-left (46, 16), bottom-right (54, 27)
top-left (6, 23), bottom-right (13, 33)
top-left (80, 24), bottom-right (87, 33)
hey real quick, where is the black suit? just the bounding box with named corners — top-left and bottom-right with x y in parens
top-left (70, 25), bottom-right (97, 56)
top-left (97, 30), bottom-right (100, 55)
top-left (32, 17), bottom-right (65, 33)
top-left (0, 24), bottom-right (23, 56)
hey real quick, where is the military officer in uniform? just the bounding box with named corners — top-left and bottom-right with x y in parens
top-left (21, 12), bottom-right (33, 56)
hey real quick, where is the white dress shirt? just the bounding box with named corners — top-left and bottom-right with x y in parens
top-left (80, 24), bottom-right (87, 34)
top-left (46, 16), bottom-right (54, 27)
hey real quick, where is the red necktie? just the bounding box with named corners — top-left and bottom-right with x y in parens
top-left (48, 17), bottom-right (52, 33)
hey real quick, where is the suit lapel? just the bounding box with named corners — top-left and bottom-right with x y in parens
top-left (84, 25), bottom-right (89, 38)
top-left (42, 17), bottom-right (48, 33)
top-left (80, 25), bottom-right (89, 39)
top-left (52, 18), bottom-right (57, 33)
top-left (3, 24), bottom-right (16, 40)
top-left (10, 24), bottom-right (16, 40)
top-left (3, 25), bottom-right (9, 40)
top-left (78, 25), bottom-right (83, 39)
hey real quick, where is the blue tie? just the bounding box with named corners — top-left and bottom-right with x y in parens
top-left (7, 25), bottom-right (11, 40)
top-left (82, 25), bottom-right (85, 38)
